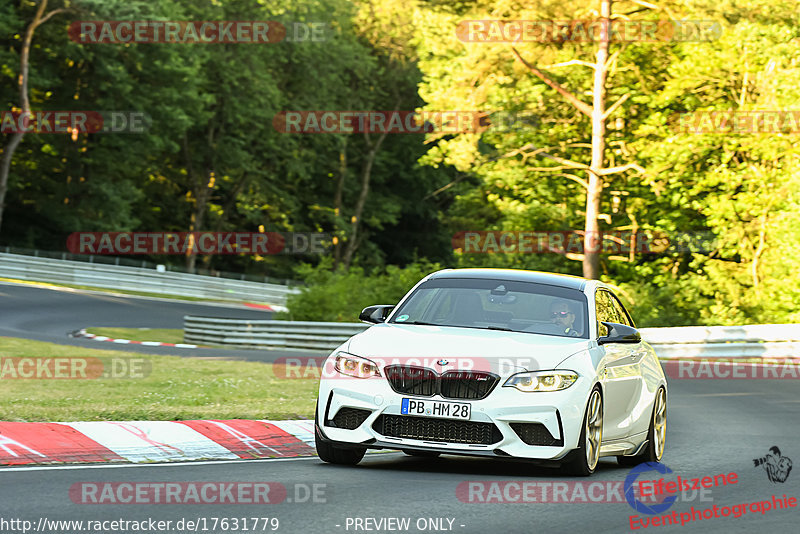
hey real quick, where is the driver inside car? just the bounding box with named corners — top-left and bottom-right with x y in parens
top-left (551, 300), bottom-right (579, 337)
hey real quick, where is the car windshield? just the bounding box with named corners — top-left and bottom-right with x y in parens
top-left (389, 278), bottom-right (589, 339)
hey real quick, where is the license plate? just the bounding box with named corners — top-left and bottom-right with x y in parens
top-left (401, 398), bottom-right (471, 420)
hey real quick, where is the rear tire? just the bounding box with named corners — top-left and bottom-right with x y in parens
top-left (617, 387), bottom-right (666, 467)
top-left (563, 386), bottom-right (603, 476)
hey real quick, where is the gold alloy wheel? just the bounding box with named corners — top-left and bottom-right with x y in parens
top-left (653, 388), bottom-right (667, 461)
top-left (585, 389), bottom-right (603, 470)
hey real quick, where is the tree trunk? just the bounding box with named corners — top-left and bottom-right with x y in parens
top-left (583, 0), bottom-right (611, 280)
top-left (333, 137), bottom-right (347, 269)
top-left (510, 0), bottom-right (629, 280)
top-left (185, 170), bottom-right (213, 273)
top-left (182, 131), bottom-right (215, 273)
top-left (0, 132), bottom-right (24, 230)
top-left (0, 0), bottom-right (65, 233)
top-left (200, 173), bottom-right (249, 270)
top-left (341, 130), bottom-right (388, 269)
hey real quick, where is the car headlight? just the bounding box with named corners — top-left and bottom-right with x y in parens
top-left (334, 352), bottom-right (381, 378)
top-left (503, 370), bottom-right (578, 392)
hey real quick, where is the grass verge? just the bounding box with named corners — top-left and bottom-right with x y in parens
top-left (0, 337), bottom-right (317, 422)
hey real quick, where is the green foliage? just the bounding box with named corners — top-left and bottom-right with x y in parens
top-left (280, 258), bottom-right (444, 322)
top-left (1, 0), bottom-right (799, 326)
top-left (414, 0), bottom-right (800, 326)
top-left (1, 0), bottom-right (453, 276)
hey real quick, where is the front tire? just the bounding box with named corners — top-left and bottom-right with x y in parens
top-left (563, 386), bottom-right (603, 476)
top-left (617, 387), bottom-right (666, 467)
top-left (314, 402), bottom-right (366, 465)
top-left (315, 425), bottom-right (366, 465)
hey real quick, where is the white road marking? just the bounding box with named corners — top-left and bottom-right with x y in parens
top-left (0, 451), bottom-right (401, 472)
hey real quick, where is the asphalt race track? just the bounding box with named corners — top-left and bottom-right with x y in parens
top-left (1, 280), bottom-right (798, 533)
top-left (0, 281), bottom-right (325, 362)
top-left (2, 378), bottom-right (799, 533)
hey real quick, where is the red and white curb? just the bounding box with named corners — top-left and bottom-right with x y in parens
top-left (71, 329), bottom-right (200, 349)
top-left (244, 303), bottom-right (288, 312)
top-left (0, 419), bottom-right (315, 466)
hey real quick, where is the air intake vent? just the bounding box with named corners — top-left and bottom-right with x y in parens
top-left (510, 422), bottom-right (562, 446)
top-left (331, 407), bottom-right (372, 430)
top-left (373, 415), bottom-right (502, 445)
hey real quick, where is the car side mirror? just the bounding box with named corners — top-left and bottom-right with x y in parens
top-left (598, 321), bottom-right (641, 345)
top-left (359, 304), bottom-right (395, 324)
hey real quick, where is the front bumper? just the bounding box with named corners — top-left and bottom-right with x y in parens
top-left (316, 373), bottom-right (593, 460)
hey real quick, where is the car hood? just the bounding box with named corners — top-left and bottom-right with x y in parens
top-left (344, 323), bottom-right (590, 374)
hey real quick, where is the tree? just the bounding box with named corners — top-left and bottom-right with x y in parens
top-left (418, 0), bottom-right (652, 279)
top-left (0, 0), bottom-right (69, 233)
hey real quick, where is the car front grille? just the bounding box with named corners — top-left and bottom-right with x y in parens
top-left (510, 422), bottom-right (562, 446)
top-left (330, 407), bottom-right (372, 430)
top-left (373, 415), bottom-right (502, 445)
top-left (440, 371), bottom-right (498, 400)
top-left (384, 366), bottom-right (499, 400)
top-left (384, 366), bottom-right (437, 396)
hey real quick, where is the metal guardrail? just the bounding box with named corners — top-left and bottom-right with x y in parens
top-left (183, 318), bottom-right (800, 358)
top-left (639, 324), bottom-right (800, 359)
top-left (0, 252), bottom-right (297, 305)
top-left (183, 316), bottom-right (367, 350)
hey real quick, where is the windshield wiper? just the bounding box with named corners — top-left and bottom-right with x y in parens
top-left (482, 325), bottom-right (513, 331)
top-left (397, 320), bottom-right (446, 326)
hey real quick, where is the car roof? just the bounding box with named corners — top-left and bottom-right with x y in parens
top-left (427, 268), bottom-right (588, 291)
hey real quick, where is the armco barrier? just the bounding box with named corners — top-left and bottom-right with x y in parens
top-left (182, 318), bottom-right (800, 357)
top-left (183, 317), bottom-right (367, 350)
top-left (639, 324), bottom-right (800, 359)
top-left (0, 252), bottom-right (296, 305)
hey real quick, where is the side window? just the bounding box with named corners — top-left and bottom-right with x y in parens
top-left (608, 292), bottom-right (633, 327)
top-left (595, 290), bottom-right (615, 337)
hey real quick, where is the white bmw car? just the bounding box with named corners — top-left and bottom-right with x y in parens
top-left (314, 268), bottom-right (667, 475)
